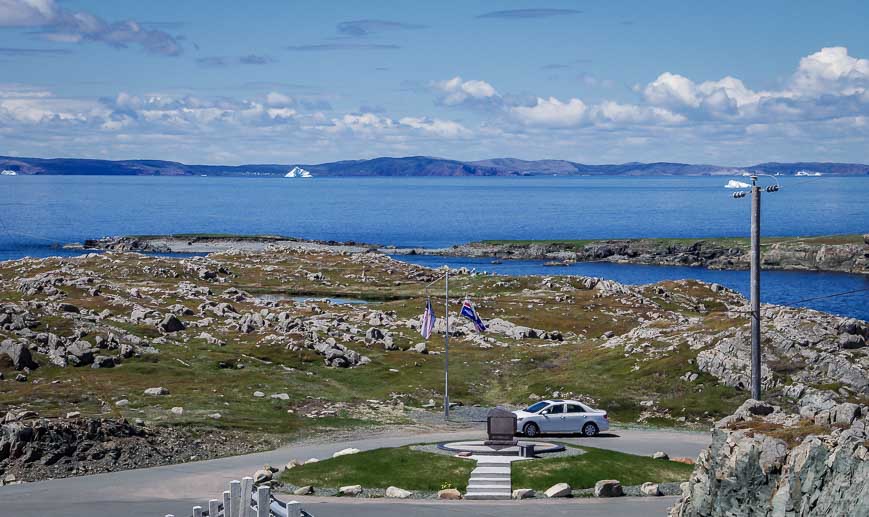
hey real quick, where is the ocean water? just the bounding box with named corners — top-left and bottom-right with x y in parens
top-left (0, 174), bottom-right (866, 318)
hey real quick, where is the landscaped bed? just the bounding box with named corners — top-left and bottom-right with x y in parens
top-left (280, 446), bottom-right (475, 492)
top-left (279, 444), bottom-right (693, 495)
top-left (511, 445), bottom-right (694, 491)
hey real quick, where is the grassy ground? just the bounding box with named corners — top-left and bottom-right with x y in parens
top-left (278, 444), bottom-right (694, 492)
top-left (0, 247), bottom-right (752, 436)
top-left (280, 446), bottom-right (475, 491)
top-left (512, 445), bottom-right (694, 490)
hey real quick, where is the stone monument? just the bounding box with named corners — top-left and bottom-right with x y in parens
top-left (484, 407), bottom-right (518, 448)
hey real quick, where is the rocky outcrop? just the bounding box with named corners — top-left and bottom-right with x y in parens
top-left (695, 307), bottom-right (869, 395)
top-left (0, 412), bottom-right (283, 482)
top-left (670, 399), bottom-right (869, 516)
top-left (395, 236), bottom-right (869, 275)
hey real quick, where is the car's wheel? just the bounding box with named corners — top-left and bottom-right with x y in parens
top-left (523, 423), bottom-right (540, 437)
top-left (581, 422), bottom-right (599, 437)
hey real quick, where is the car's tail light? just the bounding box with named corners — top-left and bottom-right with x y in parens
top-left (603, 413), bottom-right (608, 420)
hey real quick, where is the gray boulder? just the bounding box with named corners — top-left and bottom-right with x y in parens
top-left (385, 486), bottom-right (412, 499)
top-left (158, 314), bottom-right (185, 333)
top-left (512, 488), bottom-right (535, 499)
top-left (544, 482), bottom-right (571, 498)
top-left (66, 341), bottom-right (94, 367)
top-left (0, 340), bottom-right (38, 370)
top-left (594, 479), bottom-right (624, 497)
top-left (338, 485), bottom-right (362, 496)
top-left (91, 355), bottom-right (116, 369)
top-left (838, 334), bottom-right (866, 349)
top-left (641, 482), bottom-right (661, 496)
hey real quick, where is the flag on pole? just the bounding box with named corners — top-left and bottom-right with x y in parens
top-left (420, 297), bottom-right (436, 339)
top-left (460, 298), bottom-right (486, 332)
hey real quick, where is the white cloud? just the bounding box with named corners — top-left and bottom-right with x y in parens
top-left (593, 101), bottom-right (685, 124)
top-left (641, 47), bottom-right (869, 123)
top-left (0, 0), bottom-right (55, 26)
top-left (790, 46), bottom-right (869, 96)
top-left (266, 92), bottom-right (292, 107)
top-left (511, 97), bottom-right (587, 127)
top-left (330, 113), bottom-right (395, 134)
top-left (0, 0), bottom-right (182, 55)
top-left (643, 72), bottom-right (700, 108)
top-left (399, 116), bottom-right (469, 138)
top-left (433, 76), bottom-right (499, 106)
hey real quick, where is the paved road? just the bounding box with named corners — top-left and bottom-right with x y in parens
top-left (0, 427), bottom-right (708, 517)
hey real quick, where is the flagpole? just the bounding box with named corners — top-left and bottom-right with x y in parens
top-left (444, 267), bottom-right (450, 421)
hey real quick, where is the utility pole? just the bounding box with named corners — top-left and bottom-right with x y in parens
top-left (750, 176), bottom-right (762, 401)
top-left (444, 268), bottom-right (450, 420)
top-left (732, 174), bottom-right (779, 401)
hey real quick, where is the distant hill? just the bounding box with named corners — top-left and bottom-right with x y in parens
top-left (1, 155), bottom-right (867, 177)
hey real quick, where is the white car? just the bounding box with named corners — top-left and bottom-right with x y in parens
top-left (513, 399), bottom-right (609, 437)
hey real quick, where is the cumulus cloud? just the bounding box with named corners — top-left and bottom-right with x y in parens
top-left (329, 112), bottom-right (395, 134)
top-left (593, 101), bottom-right (685, 125)
top-left (433, 76), bottom-right (500, 107)
top-left (641, 47), bottom-right (869, 122)
top-left (511, 97), bottom-right (587, 127)
top-left (790, 46), bottom-right (869, 96)
top-left (399, 116), bottom-right (470, 138)
top-left (0, 0), bottom-right (182, 55)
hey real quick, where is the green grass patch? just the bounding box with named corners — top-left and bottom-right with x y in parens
top-left (512, 445), bottom-right (694, 490)
top-left (279, 446), bottom-right (475, 491)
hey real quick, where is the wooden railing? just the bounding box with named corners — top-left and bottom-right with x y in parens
top-left (164, 476), bottom-right (304, 517)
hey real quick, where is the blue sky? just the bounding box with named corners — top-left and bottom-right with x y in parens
top-left (1, 0), bottom-right (868, 165)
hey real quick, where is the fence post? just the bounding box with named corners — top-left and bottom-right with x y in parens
top-left (223, 491), bottom-right (231, 517)
top-left (209, 499), bottom-right (220, 517)
top-left (256, 485), bottom-right (270, 517)
top-left (286, 501), bottom-right (301, 517)
top-left (193, 507), bottom-right (203, 517)
top-left (240, 477), bottom-right (254, 517)
top-left (229, 480), bottom-right (241, 517)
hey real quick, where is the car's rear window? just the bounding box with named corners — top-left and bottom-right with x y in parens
top-left (566, 404), bottom-right (585, 413)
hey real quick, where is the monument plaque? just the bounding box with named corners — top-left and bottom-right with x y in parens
top-left (485, 407), bottom-right (518, 448)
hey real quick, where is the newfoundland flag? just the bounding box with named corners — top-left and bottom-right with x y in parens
top-left (420, 298), bottom-right (436, 340)
top-left (460, 299), bottom-right (487, 332)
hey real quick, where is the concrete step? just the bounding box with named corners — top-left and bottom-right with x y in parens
top-left (467, 484), bottom-right (511, 491)
top-left (464, 492), bottom-right (512, 500)
top-left (470, 467), bottom-right (510, 476)
top-left (468, 477), bottom-right (511, 485)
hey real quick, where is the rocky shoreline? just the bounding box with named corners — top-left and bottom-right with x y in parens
top-left (69, 234), bottom-right (869, 275)
top-left (396, 235), bottom-right (869, 275)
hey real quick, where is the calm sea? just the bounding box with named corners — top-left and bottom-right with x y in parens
top-left (0, 175), bottom-right (866, 318)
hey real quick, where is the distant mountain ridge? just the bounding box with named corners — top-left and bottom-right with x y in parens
top-left (1, 155), bottom-right (867, 177)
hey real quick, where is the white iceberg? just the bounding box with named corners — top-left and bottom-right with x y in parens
top-left (0, 169), bottom-right (17, 176)
top-left (795, 170), bottom-right (822, 177)
top-left (725, 180), bottom-right (750, 189)
top-left (285, 166), bottom-right (313, 178)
